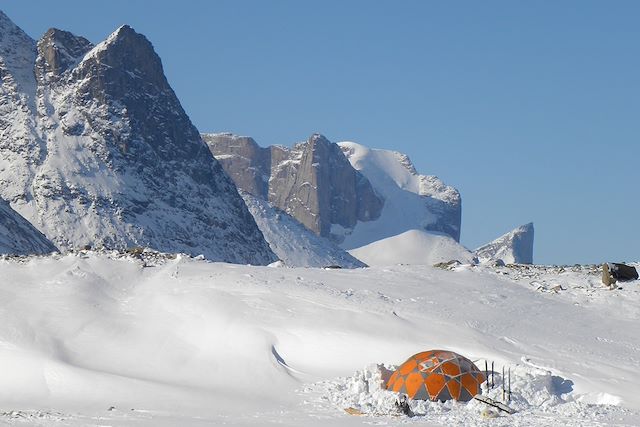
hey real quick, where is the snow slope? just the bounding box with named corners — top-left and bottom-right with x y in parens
top-left (349, 229), bottom-right (474, 266)
top-left (0, 198), bottom-right (57, 255)
top-left (338, 141), bottom-right (461, 249)
top-left (241, 192), bottom-right (366, 268)
top-left (476, 223), bottom-right (535, 264)
top-left (0, 253), bottom-right (638, 426)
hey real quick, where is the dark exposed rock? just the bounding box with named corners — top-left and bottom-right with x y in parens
top-left (36, 28), bottom-right (93, 80)
top-left (204, 133), bottom-right (271, 198)
top-left (205, 133), bottom-right (384, 242)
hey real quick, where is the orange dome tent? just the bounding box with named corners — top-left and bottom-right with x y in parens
top-left (385, 350), bottom-right (485, 402)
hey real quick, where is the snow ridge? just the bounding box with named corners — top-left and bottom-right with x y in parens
top-left (337, 141), bottom-right (461, 249)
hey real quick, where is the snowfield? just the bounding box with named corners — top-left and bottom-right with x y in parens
top-left (0, 252), bottom-right (639, 426)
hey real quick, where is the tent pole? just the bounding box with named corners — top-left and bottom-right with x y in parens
top-left (508, 367), bottom-right (511, 402)
top-left (502, 366), bottom-right (505, 401)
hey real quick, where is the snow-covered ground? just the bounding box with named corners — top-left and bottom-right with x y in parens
top-left (0, 252), bottom-right (638, 426)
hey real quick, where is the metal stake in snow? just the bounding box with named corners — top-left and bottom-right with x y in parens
top-left (491, 361), bottom-right (495, 388)
top-left (508, 367), bottom-right (512, 402)
top-left (485, 360), bottom-right (489, 389)
top-left (502, 366), bottom-right (505, 401)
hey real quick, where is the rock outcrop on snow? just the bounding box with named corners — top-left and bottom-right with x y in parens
top-left (205, 133), bottom-right (384, 243)
top-left (475, 222), bottom-right (534, 265)
top-left (0, 13), bottom-right (276, 264)
top-left (0, 198), bottom-right (58, 255)
top-left (241, 192), bottom-right (366, 268)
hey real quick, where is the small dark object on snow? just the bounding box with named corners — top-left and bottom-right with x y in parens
top-left (603, 262), bottom-right (638, 286)
top-left (395, 394), bottom-right (414, 417)
top-left (610, 263), bottom-right (638, 282)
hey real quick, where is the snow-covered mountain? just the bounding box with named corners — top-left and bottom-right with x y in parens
top-left (475, 222), bottom-right (534, 264)
top-left (0, 198), bottom-right (57, 255)
top-left (241, 192), bottom-right (366, 268)
top-left (337, 141), bottom-right (461, 249)
top-left (348, 229), bottom-right (474, 267)
top-left (0, 13), bottom-right (275, 264)
top-left (206, 134), bottom-right (461, 254)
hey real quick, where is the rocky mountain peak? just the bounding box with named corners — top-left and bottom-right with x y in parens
top-left (0, 10), bottom-right (36, 97)
top-left (307, 133), bottom-right (329, 147)
top-left (0, 10), bottom-right (33, 47)
top-left (36, 28), bottom-right (93, 79)
top-left (0, 13), bottom-right (277, 264)
top-left (76, 24), bottom-right (167, 91)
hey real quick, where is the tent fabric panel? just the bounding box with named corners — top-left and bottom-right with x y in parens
top-left (404, 372), bottom-right (424, 398)
top-left (398, 358), bottom-right (418, 375)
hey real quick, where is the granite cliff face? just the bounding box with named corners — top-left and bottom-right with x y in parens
top-left (0, 198), bottom-right (57, 255)
top-left (204, 133), bottom-right (384, 242)
top-left (0, 13), bottom-right (275, 264)
top-left (475, 222), bottom-right (534, 264)
top-left (206, 133), bottom-right (462, 250)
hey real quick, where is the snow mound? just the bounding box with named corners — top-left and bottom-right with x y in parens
top-left (476, 223), bottom-right (535, 264)
top-left (349, 229), bottom-right (474, 266)
top-left (241, 192), bottom-right (366, 268)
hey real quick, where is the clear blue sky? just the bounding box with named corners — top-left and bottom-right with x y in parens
top-left (3, 1), bottom-right (639, 265)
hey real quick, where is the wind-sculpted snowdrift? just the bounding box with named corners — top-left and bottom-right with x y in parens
top-left (0, 253), bottom-right (637, 425)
